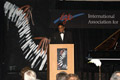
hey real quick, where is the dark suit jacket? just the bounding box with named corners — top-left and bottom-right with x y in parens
top-left (51, 31), bottom-right (73, 44)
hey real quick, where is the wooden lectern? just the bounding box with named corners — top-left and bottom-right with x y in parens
top-left (48, 44), bottom-right (74, 80)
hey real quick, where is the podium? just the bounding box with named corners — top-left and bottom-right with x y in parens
top-left (48, 44), bottom-right (74, 80)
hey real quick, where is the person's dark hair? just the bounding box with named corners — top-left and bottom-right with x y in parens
top-left (66, 73), bottom-right (80, 80)
top-left (56, 71), bottom-right (67, 80)
top-left (57, 23), bottom-right (65, 27)
top-left (110, 71), bottom-right (120, 80)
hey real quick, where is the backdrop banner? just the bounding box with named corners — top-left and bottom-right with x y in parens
top-left (50, 10), bottom-right (120, 28)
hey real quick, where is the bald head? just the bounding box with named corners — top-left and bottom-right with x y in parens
top-left (110, 71), bottom-right (120, 80)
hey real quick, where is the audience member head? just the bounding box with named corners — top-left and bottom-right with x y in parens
top-left (57, 23), bottom-right (65, 33)
top-left (110, 71), bottom-right (120, 80)
top-left (56, 71), bottom-right (67, 80)
top-left (20, 67), bottom-right (31, 80)
top-left (24, 70), bottom-right (37, 80)
top-left (67, 73), bottom-right (80, 80)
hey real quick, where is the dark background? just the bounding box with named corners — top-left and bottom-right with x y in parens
top-left (1, 0), bottom-right (120, 80)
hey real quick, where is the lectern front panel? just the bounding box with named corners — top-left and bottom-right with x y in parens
top-left (49, 44), bottom-right (74, 80)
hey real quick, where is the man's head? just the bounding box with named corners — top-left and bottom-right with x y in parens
top-left (110, 71), bottom-right (120, 80)
top-left (20, 67), bottom-right (31, 80)
top-left (56, 71), bottom-right (67, 80)
top-left (66, 74), bottom-right (80, 80)
top-left (24, 70), bottom-right (37, 80)
top-left (58, 23), bottom-right (65, 33)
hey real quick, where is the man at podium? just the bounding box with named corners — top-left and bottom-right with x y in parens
top-left (51, 23), bottom-right (73, 44)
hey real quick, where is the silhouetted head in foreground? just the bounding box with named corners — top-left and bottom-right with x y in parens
top-left (56, 71), bottom-right (67, 80)
top-left (66, 73), bottom-right (80, 80)
top-left (110, 71), bottom-right (120, 80)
